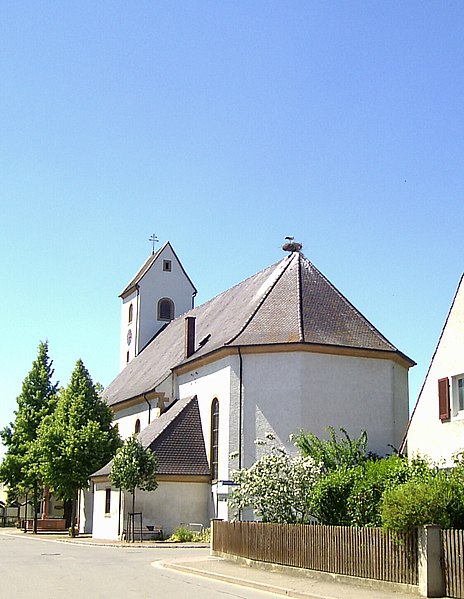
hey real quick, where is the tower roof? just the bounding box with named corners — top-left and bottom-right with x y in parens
top-left (105, 251), bottom-right (414, 407)
top-left (119, 241), bottom-right (197, 299)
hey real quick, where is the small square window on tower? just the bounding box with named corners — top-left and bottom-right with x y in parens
top-left (163, 260), bottom-right (172, 272)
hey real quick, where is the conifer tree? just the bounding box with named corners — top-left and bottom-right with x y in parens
top-left (38, 359), bottom-right (121, 536)
top-left (0, 341), bottom-right (58, 533)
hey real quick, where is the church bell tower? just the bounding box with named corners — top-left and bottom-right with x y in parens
top-left (119, 241), bottom-right (197, 370)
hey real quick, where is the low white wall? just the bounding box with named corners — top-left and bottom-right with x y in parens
top-left (92, 482), bottom-right (122, 540)
top-left (133, 480), bottom-right (212, 537)
top-left (92, 479), bottom-right (213, 540)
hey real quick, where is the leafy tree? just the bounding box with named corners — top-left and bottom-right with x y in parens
top-left (293, 427), bottom-right (371, 473)
top-left (38, 359), bottom-right (121, 536)
top-left (229, 436), bottom-right (322, 523)
top-left (110, 435), bottom-right (158, 541)
top-left (0, 341), bottom-right (58, 533)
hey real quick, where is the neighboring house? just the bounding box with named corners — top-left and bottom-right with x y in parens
top-left (90, 241), bottom-right (414, 540)
top-left (402, 274), bottom-right (464, 466)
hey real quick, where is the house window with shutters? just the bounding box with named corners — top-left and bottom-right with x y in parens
top-left (438, 377), bottom-right (450, 421)
top-left (211, 398), bottom-right (219, 481)
top-left (458, 377), bottom-right (464, 412)
top-left (451, 374), bottom-right (464, 416)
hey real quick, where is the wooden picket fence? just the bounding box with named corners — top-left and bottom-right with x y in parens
top-left (443, 529), bottom-right (464, 599)
top-left (212, 520), bottom-right (418, 586)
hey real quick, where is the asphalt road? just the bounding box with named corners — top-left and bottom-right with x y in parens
top-left (0, 532), bottom-right (273, 599)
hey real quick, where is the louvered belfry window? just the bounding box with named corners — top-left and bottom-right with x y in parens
top-left (438, 377), bottom-right (450, 421)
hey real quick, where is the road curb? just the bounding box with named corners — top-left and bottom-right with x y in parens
top-left (160, 560), bottom-right (329, 599)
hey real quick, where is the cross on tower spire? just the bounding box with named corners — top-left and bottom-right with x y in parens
top-left (149, 233), bottom-right (159, 255)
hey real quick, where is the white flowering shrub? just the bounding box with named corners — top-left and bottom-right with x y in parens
top-left (229, 438), bottom-right (322, 523)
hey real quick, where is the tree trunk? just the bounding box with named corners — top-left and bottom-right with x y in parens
top-left (33, 482), bottom-right (38, 534)
top-left (70, 489), bottom-right (77, 537)
top-left (23, 492), bottom-right (28, 533)
top-left (63, 499), bottom-right (72, 528)
top-left (131, 490), bottom-right (135, 542)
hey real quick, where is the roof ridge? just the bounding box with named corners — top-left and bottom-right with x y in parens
top-left (188, 256), bottom-right (289, 316)
top-left (138, 395), bottom-right (194, 448)
top-left (297, 254), bottom-right (304, 342)
top-left (225, 253), bottom-right (295, 346)
top-left (119, 242), bottom-right (167, 297)
top-left (300, 255), bottom-right (397, 349)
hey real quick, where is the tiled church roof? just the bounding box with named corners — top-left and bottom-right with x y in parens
top-left (92, 396), bottom-right (209, 478)
top-left (104, 251), bottom-right (414, 407)
top-left (138, 396), bottom-right (209, 476)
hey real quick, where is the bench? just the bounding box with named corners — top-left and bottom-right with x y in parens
top-left (122, 526), bottom-right (163, 541)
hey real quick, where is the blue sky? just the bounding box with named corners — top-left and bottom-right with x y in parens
top-left (1, 1), bottom-right (463, 456)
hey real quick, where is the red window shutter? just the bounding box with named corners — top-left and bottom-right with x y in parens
top-left (438, 377), bottom-right (450, 420)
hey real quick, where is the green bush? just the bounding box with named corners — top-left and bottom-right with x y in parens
top-left (167, 526), bottom-right (211, 543)
top-left (310, 466), bottom-right (358, 525)
top-left (348, 455), bottom-right (430, 527)
top-left (381, 469), bottom-right (464, 534)
top-left (310, 454), bottom-right (435, 527)
top-left (168, 526), bottom-right (196, 542)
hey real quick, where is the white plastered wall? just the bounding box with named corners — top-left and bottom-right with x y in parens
top-left (175, 349), bottom-right (409, 519)
top-left (120, 290), bottom-right (138, 371)
top-left (177, 357), bottom-right (232, 520)
top-left (113, 399), bottom-right (156, 441)
top-left (137, 245), bottom-right (195, 353)
top-left (407, 277), bottom-right (464, 466)
top-left (92, 482), bottom-right (123, 540)
top-left (240, 350), bottom-right (409, 464)
top-left (91, 480), bottom-right (212, 540)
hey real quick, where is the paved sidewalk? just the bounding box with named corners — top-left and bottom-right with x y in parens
top-left (159, 554), bottom-right (424, 599)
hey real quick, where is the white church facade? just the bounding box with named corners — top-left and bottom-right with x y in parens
top-left (90, 241), bottom-right (414, 540)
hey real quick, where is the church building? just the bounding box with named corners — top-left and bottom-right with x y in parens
top-left (90, 240), bottom-right (414, 540)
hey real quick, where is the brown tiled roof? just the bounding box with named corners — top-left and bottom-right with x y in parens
top-left (104, 251), bottom-right (414, 407)
top-left (140, 396), bottom-right (210, 476)
top-left (92, 396), bottom-right (209, 479)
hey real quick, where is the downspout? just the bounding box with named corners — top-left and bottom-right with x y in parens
top-left (238, 347), bottom-right (243, 470)
top-left (144, 393), bottom-right (151, 424)
top-left (191, 290), bottom-right (197, 309)
top-left (135, 285), bottom-right (140, 357)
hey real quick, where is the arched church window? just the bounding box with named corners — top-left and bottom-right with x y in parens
top-left (134, 419), bottom-right (141, 434)
top-left (211, 398), bottom-right (219, 481)
top-left (158, 298), bottom-right (174, 321)
top-left (128, 303), bottom-right (133, 323)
